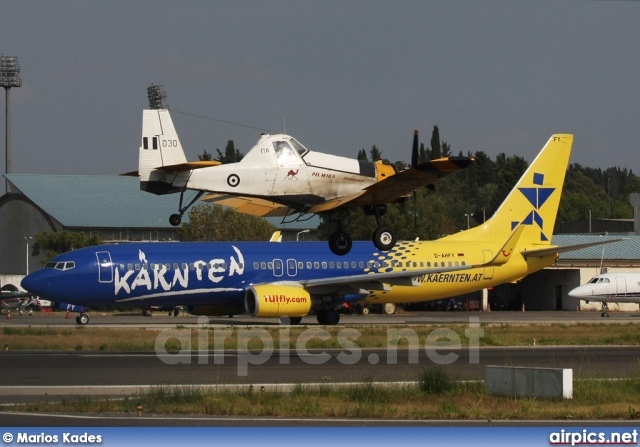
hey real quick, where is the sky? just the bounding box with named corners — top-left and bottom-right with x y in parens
top-left (1, 1), bottom-right (638, 195)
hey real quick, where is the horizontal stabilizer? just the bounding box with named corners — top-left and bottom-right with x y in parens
top-left (157, 161), bottom-right (221, 172)
top-left (521, 238), bottom-right (625, 258)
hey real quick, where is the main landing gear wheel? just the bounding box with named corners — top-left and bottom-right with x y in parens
top-left (279, 316), bottom-right (303, 325)
top-left (169, 214), bottom-right (182, 226)
top-left (75, 313), bottom-right (89, 325)
top-left (329, 231), bottom-right (353, 256)
top-left (316, 309), bottom-right (340, 325)
top-left (373, 226), bottom-right (396, 251)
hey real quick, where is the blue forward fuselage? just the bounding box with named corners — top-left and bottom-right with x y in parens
top-left (21, 241), bottom-right (392, 309)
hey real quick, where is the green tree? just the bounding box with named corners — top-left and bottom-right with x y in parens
top-left (180, 203), bottom-right (277, 241)
top-left (430, 126), bottom-right (441, 159)
top-left (198, 149), bottom-right (213, 161)
top-left (216, 140), bottom-right (244, 163)
top-left (31, 231), bottom-right (102, 260)
top-left (369, 145), bottom-right (382, 162)
top-left (357, 149), bottom-right (368, 161)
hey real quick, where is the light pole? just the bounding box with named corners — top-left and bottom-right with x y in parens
top-left (296, 229), bottom-right (310, 241)
top-left (24, 236), bottom-right (31, 274)
top-left (1, 55), bottom-right (22, 194)
top-left (465, 213), bottom-right (474, 229)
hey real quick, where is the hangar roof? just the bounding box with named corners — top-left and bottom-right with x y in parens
top-left (4, 174), bottom-right (319, 230)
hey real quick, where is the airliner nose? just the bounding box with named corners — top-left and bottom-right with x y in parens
top-left (21, 270), bottom-right (50, 297)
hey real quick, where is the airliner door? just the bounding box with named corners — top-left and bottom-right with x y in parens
top-left (96, 251), bottom-right (113, 283)
top-left (482, 250), bottom-right (494, 280)
top-left (615, 276), bottom-right (627, 297)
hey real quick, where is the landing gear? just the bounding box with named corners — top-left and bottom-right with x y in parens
top-left (373, 226), bottom-right (396, 251)
top-left (169, 190), bottom-right (205, 227)
top-left (327, 205), bottom-right (397, 255)
top-left (169, 214), bottom-right (182, 226)
top-left (279, 316), bottom-right (303, 325)
top-left (316, 308), bottom-right (340, 325)
top-left (601, 303), bottom-right (610, 318)
top-left (75, 313), bottom-right (89, 325)
top-left (329, 231), bottom-right (352, 256)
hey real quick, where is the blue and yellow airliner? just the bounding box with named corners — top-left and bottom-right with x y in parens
top-left (21, 134), bottom-right (611, 325)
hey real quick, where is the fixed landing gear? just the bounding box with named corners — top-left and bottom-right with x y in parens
top-left (169, 190), bottom-right (205, 227)
top-left (329, 231), bottom-right (352, 256)
top-left (327, 205), bottom-right (397, 256)
top-left (316, 308), bottom-right (340, 325)
top-left (601, 303), bottom-right (610, 318)
top-left (373, 226), bottom-right (396, 251)
top-left (75, 312), bottom-right (89, 325)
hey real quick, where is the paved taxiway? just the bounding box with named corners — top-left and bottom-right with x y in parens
top-left (2, 309), bottom-right (640, 327)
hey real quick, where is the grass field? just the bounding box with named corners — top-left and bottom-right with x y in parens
top-left (2, 322), bottom-right (640, 351)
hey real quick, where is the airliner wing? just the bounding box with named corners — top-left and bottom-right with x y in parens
top-left (301, 225), bottom-right (523, 295)
top-left (309, 156), bottom-right (474, 212)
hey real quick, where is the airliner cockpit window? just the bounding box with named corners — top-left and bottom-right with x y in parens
top-left (273, 140), bottom-right (299, 164)
top-left (589, 278), bottom-right (599, 283)
top-left (289, 138), bottom-right (308, 157)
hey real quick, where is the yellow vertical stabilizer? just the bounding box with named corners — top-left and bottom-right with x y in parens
top-left (442, 134), bottom-right (573, 247)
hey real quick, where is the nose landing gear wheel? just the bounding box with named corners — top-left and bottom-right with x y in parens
top-left (329, 231), bottom-right (353, 256)
top-left (373, 226), bottom-right (396, 251)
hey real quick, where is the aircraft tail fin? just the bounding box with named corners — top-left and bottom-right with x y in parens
top-left (442, 134), bottom-right (573, 248)
top-left (139, 109), bottom-right (188, 194)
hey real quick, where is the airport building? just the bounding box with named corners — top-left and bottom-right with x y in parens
top-left (1, 174), bottom-right (639, 312)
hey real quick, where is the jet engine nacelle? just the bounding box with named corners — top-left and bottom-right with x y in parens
top-left (245, 285), bottom-right (312, 318)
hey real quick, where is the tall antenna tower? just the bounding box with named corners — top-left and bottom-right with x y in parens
top-left (0, 55), bottom-right (22, 193)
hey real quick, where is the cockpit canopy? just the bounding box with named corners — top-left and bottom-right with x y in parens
top-left (588, 277), bottom-right (610, 284)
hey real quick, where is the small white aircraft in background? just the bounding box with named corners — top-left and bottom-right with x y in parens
top-left (0, 289), bottom-right (38, 316)
top-left (568, 272), bottom-right (640, 317)
top-left (136, 108), bottom-right (474, 255)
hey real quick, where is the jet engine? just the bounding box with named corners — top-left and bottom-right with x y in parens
top-left (245, 284), bottom-right (312, 318)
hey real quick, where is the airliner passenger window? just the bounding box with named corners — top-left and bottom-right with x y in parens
top-left (322, 262), bottom-right (327, 269)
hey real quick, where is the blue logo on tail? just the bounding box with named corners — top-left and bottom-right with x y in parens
top-left (511, 173), bottom-right (556, 241)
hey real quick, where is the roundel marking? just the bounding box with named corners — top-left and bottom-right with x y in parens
top-left (227, 174), bottom-right (240, 187)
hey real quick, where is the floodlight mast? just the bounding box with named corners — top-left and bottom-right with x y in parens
top-left (147, 84), bottom-right (168, 110)
top-left (0, 55), bottom-right (22, 194)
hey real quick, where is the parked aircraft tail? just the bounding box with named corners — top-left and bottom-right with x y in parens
top-left (442, 134), bottom-right (573, 249)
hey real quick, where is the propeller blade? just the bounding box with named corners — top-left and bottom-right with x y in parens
top-left (411, 130), bottom-right (419, 168)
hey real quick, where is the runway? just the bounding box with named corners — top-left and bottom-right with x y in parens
top-left (2, 310), bottom-right (639, 426)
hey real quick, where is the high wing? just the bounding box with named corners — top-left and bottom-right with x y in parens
top-left (309, 156), bottom-right (474, 213)
top-left (201, 194), bottom-right (291, 217)
top-left (199, 156), bottom-right (474, 217)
